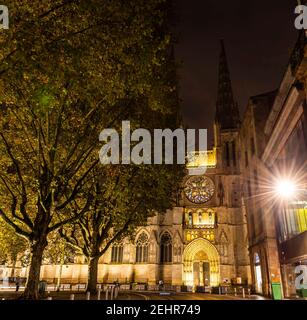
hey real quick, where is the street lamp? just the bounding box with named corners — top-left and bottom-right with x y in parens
top-left (274, 178), bottom-right (297, 199)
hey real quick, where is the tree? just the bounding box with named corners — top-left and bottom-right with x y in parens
top-left (43, 232), bottom-right (77, 290)
top-left (59, 0), bottom-right (183, 293)
top-left (61, 162), bottom-right (183, 293)
top-left (0, 0), bottom-right (182, 299)
top-left (0, 219), bottom-right (28, 271)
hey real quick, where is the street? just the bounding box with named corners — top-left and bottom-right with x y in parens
top-left (0, 289), bottom-right (268, 301)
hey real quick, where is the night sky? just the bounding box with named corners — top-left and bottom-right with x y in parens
top-left (174, 0), bottom-right (299, 145)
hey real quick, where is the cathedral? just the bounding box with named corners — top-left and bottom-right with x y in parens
top-left (37, 41), bottom-right (251, 291)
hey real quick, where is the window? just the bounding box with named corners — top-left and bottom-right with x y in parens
top-left (232, 141), bottom-right (236, 166)
top-left (282, 118), bottom-right (307, 167)
top-left (225, 142), bottom-right (230, 167)
top-left (111, 244), bottom-right (123, 263)
top-left (160, 232), bottom-right (172, 263)
top-left (184, 176), bottom-right (215, 204)
top-left (135, 232), bottom-right (149, 263)
top-left (208, 212), bottom-right (213, 225)
top-left (279, 204), bottom-right (307, 242)
top-left (188, 212), bottom-right (193, 225)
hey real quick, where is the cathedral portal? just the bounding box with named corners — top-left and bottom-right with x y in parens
top-left (183, 238), bottom-right (220, 288)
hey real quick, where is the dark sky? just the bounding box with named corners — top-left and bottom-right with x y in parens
top-left (174, 0), bottom-right (299, 145)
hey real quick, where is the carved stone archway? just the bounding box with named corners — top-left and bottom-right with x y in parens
top-left (183, 238), bottom-right (220, 288)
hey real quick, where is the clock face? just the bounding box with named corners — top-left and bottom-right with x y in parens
top-left (184, 176), bottom-right (215, 204)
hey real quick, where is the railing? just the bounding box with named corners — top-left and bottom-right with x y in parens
top-left (185, 223), bottom-right (215, 229)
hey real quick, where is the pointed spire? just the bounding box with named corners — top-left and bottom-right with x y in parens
top-left (215, 40), bottom-right (240, 130)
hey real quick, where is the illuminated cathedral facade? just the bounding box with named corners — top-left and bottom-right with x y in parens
top-left (35, 41), bottom-right (252, 290)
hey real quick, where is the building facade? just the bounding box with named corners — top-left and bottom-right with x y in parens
top-left (31, 41), bottom-right (251, 291)
top-left (7, 33), bottom-right (306, 297)
top-left (260, 30), bottom-right (307, 298)
top-left (239, 90), bottom-right (282, 297)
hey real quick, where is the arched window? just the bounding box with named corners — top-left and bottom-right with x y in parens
top-left (111, 244), bottom-right (123, 263)
top-left (160, 232), bottom-right (172, 263)
top-left (135, 232), bottom-right (149, 263)
top-left (188, 212), bottom-right (193, 225)
top-left (186, 231), bottom-right (191, 241)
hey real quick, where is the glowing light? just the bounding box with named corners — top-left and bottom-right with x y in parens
top-left (274, 179), bottom-right (297, 199)
top-left (186, 149), bottom-right (217, 169)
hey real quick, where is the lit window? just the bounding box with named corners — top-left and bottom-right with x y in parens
top-left (186, 232), bottom-right (191, 241)
top-left (135, 232), bottom-right (149, 263)
top-left (111, 244), bottom-right (123, 263)
top-left (188, 213), bottom-right (193, 225)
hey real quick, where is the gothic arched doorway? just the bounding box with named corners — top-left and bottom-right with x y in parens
top-left (183, 238), bottom-right (220, 288)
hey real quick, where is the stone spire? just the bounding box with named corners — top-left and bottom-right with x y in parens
top-left (215, 40), bottom-right (240, 130)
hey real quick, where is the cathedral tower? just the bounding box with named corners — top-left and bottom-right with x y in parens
top-left (214, 40), bottom-right (240, 172)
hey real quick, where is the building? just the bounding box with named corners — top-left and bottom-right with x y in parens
top-left (9, 32), bottom-right (306, 297)
top-left (239, 90), bottom-right (281, 296)
top-left (238, 29), bottom-right (307, 298)
top-left (28, 41), bottom-right (251, 291)
top-left (260, 29), bottom-right (307, 298)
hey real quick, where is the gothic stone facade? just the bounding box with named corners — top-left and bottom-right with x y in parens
top-left (36, 40), bottom-right (252, 289)
top-left (39, 147), bottom-right (251, 288)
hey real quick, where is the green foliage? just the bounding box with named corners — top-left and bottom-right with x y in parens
top-left (43, 232), bottom-right (76, 265)
top-left (0, 218), bottom-right (28, 265)
top-left (0, 0), bottom-right (183, 297)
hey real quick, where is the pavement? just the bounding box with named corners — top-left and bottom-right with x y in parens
top-left (0, 289), bottom-right (269, 300)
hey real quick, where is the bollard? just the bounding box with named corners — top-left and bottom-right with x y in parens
top-left (242, 288), bottom-right (245, 299)
top-left (114, 286), bottom-right (119, 299)
top-left (47, 297), bottom-right (52, 300)
top-left (86, 292), bottom-right (90, 300)
top-left (70, 294), bottom-right (75, 300)
top-left (97, 287), bottom-right (101, 301)
top-left (234, 288), bottom-right (237, 296)
top-left (110, 286), bottom-right (114, 300)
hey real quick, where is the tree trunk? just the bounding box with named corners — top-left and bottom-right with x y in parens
top-left (87, 256), bottom-right (99, 294)
top-left (23, 236), bottom-right (47, 300)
